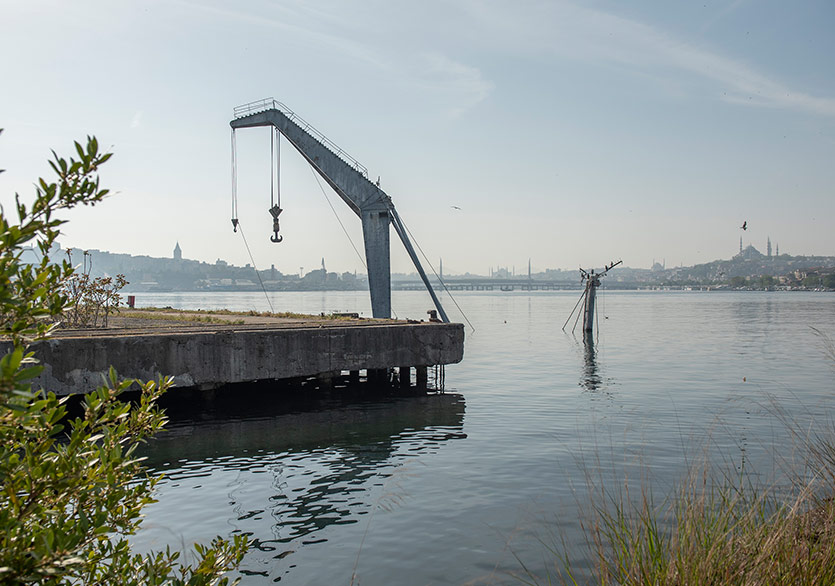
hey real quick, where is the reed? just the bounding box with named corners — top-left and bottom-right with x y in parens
top-left (533, 426), bottom-right (835, 586)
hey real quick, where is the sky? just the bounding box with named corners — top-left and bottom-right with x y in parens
top-left (1, 0), bottom-right (834, 276)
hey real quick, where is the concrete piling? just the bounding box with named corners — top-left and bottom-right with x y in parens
top-left (13, 314), bottom-right (464, 396)
top-left (416, 365), bottom-right (428, 391)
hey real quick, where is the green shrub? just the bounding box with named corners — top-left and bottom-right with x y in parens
top-left (0, 131), bottom-right (247, 584)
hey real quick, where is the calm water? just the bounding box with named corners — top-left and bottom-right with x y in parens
top-left (131, 290), bottom-right (835, 584)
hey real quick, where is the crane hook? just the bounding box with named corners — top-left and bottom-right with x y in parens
top-left (269, 204), bottom-right (283, 243)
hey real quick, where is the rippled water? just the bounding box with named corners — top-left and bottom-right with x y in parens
top-left (131, 290), bottom-right (835, 584)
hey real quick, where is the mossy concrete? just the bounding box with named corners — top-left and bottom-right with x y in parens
top-left (15, 320), bottom-right (464, 395)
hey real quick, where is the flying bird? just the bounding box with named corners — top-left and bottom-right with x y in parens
top-left (740, 221), bottom-right (747, 231)
top-left (451, 205), bottom-right (462, 210)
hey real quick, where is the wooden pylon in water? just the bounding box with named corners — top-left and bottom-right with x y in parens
top-left (563, 260), bottom-right (622, 334)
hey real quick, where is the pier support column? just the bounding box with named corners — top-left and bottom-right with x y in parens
top-left (316, 372), bottom-right (334, 390)
top-left (415, 365), bottom-right (428, 392)
top-left (399, 366), bottom-right (410, 390)
top-left (349, 370), bottom-right (360, 385)
top-left (368, 368), bottom-right (388, 386)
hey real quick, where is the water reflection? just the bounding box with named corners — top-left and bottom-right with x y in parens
top-left (136, 385), bottom-right (466, 583)
top-left (581, 331), bottom-right (603, 392)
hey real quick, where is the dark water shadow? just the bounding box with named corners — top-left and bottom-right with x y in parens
top-left (133, 381), bottom-right (467, 582)
top-left (141, 381), bottom-right (467, 465)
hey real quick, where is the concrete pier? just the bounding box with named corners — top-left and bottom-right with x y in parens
top-left (10, 311), bottom-right (464, 396)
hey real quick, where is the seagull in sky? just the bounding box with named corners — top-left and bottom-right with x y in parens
top-left (451, 205), bottom-right (462, 210)
top-left (740, 221), bottom-right (747, 231)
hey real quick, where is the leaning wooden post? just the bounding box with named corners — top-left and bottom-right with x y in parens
top-left (582, 272), bottom-right (598, 333)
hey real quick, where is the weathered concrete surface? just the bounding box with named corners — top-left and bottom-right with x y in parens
top-left (13, 318), bottom-right (464, 396)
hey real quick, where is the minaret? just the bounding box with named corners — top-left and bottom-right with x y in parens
top-left (321, 257), bottom-right (326, 272)
top-left (739, 237), bottom-right (743, 254)
top-left (776, 243), bottom-right (779, 257)
top-left (173, 242), bottom-right (182, 260)
top-left (439, 258), bottom-right (443, 281)
top-left (767, 237), bottom-right (772, 257)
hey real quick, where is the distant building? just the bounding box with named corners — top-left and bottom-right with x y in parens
top-left (734, 245), bottom-right (764, 261)
top-left (173, 242), bottom-right (182, 260)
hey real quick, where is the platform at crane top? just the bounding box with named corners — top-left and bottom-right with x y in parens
top-left (15, 309), bottom-right (465, 396)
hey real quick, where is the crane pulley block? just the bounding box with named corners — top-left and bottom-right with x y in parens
top-left (269, 204), bottom-right (283, 243)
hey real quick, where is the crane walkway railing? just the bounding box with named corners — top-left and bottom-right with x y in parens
top-left (234, 98), bottom-right (370, 179)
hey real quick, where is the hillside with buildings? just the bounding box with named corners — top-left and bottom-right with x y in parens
top-left (50, 243), bottom-right (366, 292)
top-left (647, 242), bottom-right (835, 289)
top-left (35, 240), bottom-right (835, 292)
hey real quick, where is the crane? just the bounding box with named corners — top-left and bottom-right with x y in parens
top-left (230, 98), bottom-right (449, 322)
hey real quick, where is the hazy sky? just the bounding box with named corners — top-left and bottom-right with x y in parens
top-left (2, 0), bottom-right (833, 275)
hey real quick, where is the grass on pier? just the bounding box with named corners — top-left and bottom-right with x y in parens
top-left (115, 309), bottom-right (247, 325)
top-left (122, 307), bottom-right (362, 321)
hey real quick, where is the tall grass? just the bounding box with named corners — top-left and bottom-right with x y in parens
top-left (521, 333), bottom-right (835, 586)
top-left (567, 455), bottom-right (835, 585)
top-left (511, 432), bottom-right (834, 586)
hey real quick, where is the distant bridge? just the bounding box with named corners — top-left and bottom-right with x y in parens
top-left (392, 278), bottom-right (581, 291)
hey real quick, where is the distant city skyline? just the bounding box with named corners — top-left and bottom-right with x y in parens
top-left (2, 1), bottom-right (834, 275)
top-left (62, 234), bottom-right (829, 279)
top-left (53, 238), bottom-right (835, 298)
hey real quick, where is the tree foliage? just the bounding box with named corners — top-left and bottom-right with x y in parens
top-left (729, 276), bottom-right (748, 289)
top-left (0, 131), bottom-right (247, 584)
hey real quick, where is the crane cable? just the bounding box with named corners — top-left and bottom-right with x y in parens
top-left (395, 213), bottom-right (475, 333)
top-left (306, 164), bottom-right (401, 319)
top-left (307, 165), bottom-right (367, 271)
top-left (271, 127), bottom-right (280, 210)
top-left (231, 129), bottom-right (238, 230)
top-left (230, 127), bottom-right (274, 313)
top-left (237, 220), bottom-right (275, 314)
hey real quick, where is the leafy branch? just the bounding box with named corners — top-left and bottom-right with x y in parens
top-left (0, 132), bottom-right (248, 584)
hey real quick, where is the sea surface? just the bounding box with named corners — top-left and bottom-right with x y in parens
top-left (130, 290), bottom-right (835, 585)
